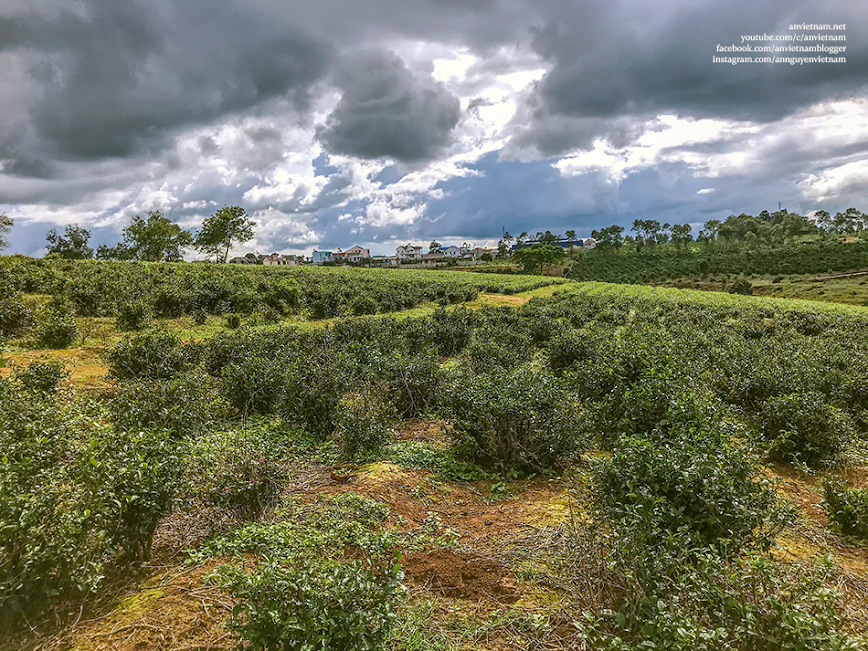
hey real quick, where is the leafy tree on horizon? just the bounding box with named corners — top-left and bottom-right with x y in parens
top-left (429, 240), bottom-right (441, 253)
top-left (45, 225), bottom-right (94, 259)
top-left (194, 206), bottom-right (256, 263)
top-left (591, 224), bottom-right (624, 250)
top-left (669, 223), bottom-right (694, 248)
top-left (98, 211), bottom-right (192, 262)
top-left (513, 243), bottom-right (565, 274)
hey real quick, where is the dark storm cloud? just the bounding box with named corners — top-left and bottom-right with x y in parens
top-left (317, 50), bottom-right (462, 162)
top-left (0, 0), bottom-right (334, 161)
top-left (519, 0), bottom-right (868, 153)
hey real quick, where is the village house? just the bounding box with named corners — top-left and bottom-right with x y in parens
top-left (263, 254), bottom-right (300, 266)
top-left (311, 250), bottom-right (333, 264)
top-left (396, 243), bottom-right (423, 262)
top-left (438, 245), bottom-right (461, 258)
top-left (344, 245), bottom-right (370, 262)
top-left (421, 251), bottom-right (446, 266)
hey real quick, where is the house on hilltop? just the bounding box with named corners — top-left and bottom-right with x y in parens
top-left (312, 250), bottom-right (333, 265)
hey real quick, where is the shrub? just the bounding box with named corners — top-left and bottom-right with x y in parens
top-left (335, 388), bottom-right (397, 457)
top-left (184, 429), bottom-right (288, 520)
top-left (215, 557), bottom-right (402, 651)
top-left (728, 278), bottom-right (753, 295)
top-left (36, 304), bottom-right (78, 348)
top-left (594, 427), bottom-right (789, 573)
top-left (382, 352), bottom-right (444, 418)
top-left (580, 552), bottom-right (858, 651)
top-left (83, 428), bottom-right (179, 561)
top-left (760, 392), bottom-right (853, 467)
top-left (192, 307), bottom-right (208, 325)
top-left (116, 301), bottom-right (152, 331)
top-left (546, 327), bottom-right (598, 372)
top-left (225, 312), bottom-right (242, 329)
top-left (0, 381), bottom-right (106, 624)
top-left (107, 328), bottom-right (197, 380)
top-left (278, 362), bottom-right (350, 437)
top-left (220, 356), bottom-right (292, 417)
top-left (351, 295), bottom-right (378, 316)
top-left (445, 370), bottom-right (585, 473)
top-left (822, 478), bottom-right (868, 541)
top-left (0, 292), bottom-right (34, 339)
top-left (13, 360), bottom-right (68, 393)
top-left (111, 371), bottom-right (225, 438)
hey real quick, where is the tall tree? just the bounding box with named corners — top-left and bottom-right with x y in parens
top-left (0, 214), bottom-right (11, 251)
top-left (428, 240), bottom-right (441, 253)
top-left (632, 219), bottom-right (661, 245)
top-left (565, 229), bottom-right (577, 244)
top-left (194, 206), bottom-right (256, 263)
top-left (108, 211), bottom-right (193, 262)
top-left (45, 225), bottom-right (94, 259)
top-left (591, 225), bottom-right (624, 250)
top-left (513, 243), bottom-right (566, 275)
top-left (669, 224), bottom-right (694, 248)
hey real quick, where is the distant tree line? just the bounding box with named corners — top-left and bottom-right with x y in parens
top-left (37, 206), bottom-right (256, 263)
top-left (589, 208), bottom-right (866, 253)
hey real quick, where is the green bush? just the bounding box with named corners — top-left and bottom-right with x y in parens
top-left (116, 301), bottom-right (152, 331)
top-left (822, 478), bottom-right (868, 541)
top-left (0, 381), bottom-right (106, 624)
top-left (0, 292), bottom-right (34, 339)
top-left (111, 371), bottom-right (225, 438)
top-left (82, 428), bottom-right (179, 561)
top-left (215, 558), bottom-right (403, 651)
top-left (445, 370), bottom-right (585, 473)
top-left (728, 278), bottom-right (754, 295)
top-left (760, 392), bottom-right (853, 467)
top-left (107, 328), bottom-right (197, 380)
top-left (219, 356), bottom-right (292, 417)
top-left (36, 304), bottom-right (78, 348)
top-left (225, 312), bottom-right (242, 329)
top-left (580, 553), bottom-right (858, 651)
top-left (335, 388), bottom-right (397, 457)
top-left (184, 429), bottom-right (288, 520)
top-left (594, 426), bottom-right (788, 571)
top-left (382, 352), bottom-right (444, 418)
top-left (13, 360), bottom-right (68, 393)
top-left (278, 362), bottom-right (350, 437)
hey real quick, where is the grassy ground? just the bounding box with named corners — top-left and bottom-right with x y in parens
top-left (655, 270), bottom-right (868, 306)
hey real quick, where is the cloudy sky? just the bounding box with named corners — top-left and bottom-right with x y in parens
top-left (1, 0), bottom-right (866, 257)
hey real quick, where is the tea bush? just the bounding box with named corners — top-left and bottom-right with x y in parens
top-left (0, 380), bottom-right (105, 624)
top-left (822, 478), bottom-right (868, 541)
top-left (111, 370), bottom-right (225, 438)
top-left (13, 360), bottom-right (68, 393)
top-left (215, 557), bottom-right (403, 651)
top-left (335, 388), bottom-right (398, 457)
top-left (36, 303), bottom-right (78, 348)
top-left (83, 428), bottom-right (179, 561)
top-left (594, 427), bottom-right (788, 571)
top-left (0, 292), bottom-right (34, 339)
top-left (381, 352), bottom-right (445, 418)
top-left (107, 328), bottom-right (198, 380)
top-left (116, 300), bottom-right (152, 331)
top-left (445, 370), bottom-right (585, 473)
top-left (184, 429), bottom-right (288, 520)
top-left (760, 392), bottom-right (853, 467)
top-left (580, 553), bottom-right (859, 651)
